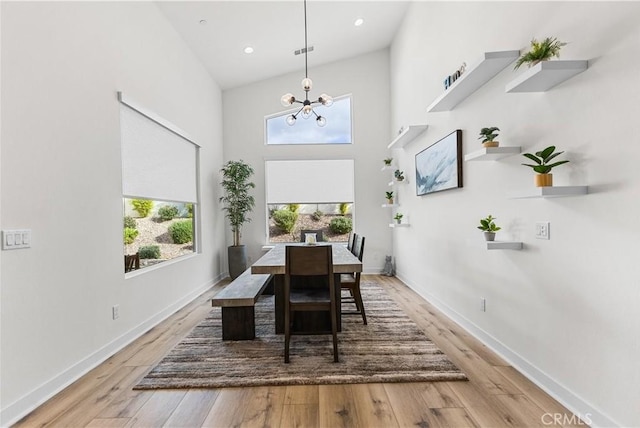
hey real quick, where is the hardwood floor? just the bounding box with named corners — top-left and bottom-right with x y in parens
top-left (14, 275), bottom-right (583, 427)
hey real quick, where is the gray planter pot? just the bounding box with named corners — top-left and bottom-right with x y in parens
top-left (483, 232), bottom-right (496, 242)
top-left (228, 245), bottom-right (247, 279)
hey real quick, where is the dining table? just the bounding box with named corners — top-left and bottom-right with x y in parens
top-left (251, 243), bottom-right (363, 334)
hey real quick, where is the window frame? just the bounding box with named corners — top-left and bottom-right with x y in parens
top-left (118, 92), bottom-right (202, 273)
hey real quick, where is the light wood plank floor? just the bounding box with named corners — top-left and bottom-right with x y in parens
top-left (14, 275), bottom-right (584, 427)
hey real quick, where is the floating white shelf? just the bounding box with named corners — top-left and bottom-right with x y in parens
top-left (464, 146), bottom-right (522, 161)
top-left (508, 186), bottom-right (588, 199)
top-left (427, 50), bottom-right (520, 112)
top-left (387, 125), bottom-right (428, 149)
top-left (389, 223), bottom-right (410, 228)
top-left (505, 60), bottom-right (588, 93)
top-left (486, 241), bottom-right (523, 250)
top-left (381, 165), bottom-right (395, 171)
top-left (381, 203), bottom-right (399, 208)
top-left (388, 180), bottom-right (409, 187)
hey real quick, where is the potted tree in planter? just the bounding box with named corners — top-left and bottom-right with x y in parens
top-left (220, 160), bottom-right (255, 279)
top-left (477, 215), bottom-right (501, 241)
top-left (479, 127), bottom-right (500, 148)
top-left (522, 145), bottom-right (569, 187)
top-left (514, 37), bottom-right (567, 70)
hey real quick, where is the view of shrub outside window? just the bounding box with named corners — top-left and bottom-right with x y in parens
top-left (123, 198), bottom-right (195, 271)
top-left (268, 203), bottom-right (353, 243)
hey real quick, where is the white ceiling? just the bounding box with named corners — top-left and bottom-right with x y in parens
top-left (156, 1), bottom-right (410, 90)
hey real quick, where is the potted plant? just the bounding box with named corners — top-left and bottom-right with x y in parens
top-left (383, 158), bottom-right (393, 167)
top-left (522, 145), bottom-right (569, 187)
top-left (220, 160), bottom-right (255, 279)
top-left (479, 127), bottom-right (500, 148)
top-left (394, 169), bottom-right (405, 181)
top-left (514, 37), bottom-right (567, 70)
top-left (385, 191), bottom-right (394, 204)
top-left (393, 213), bottom-right (403, 224)
top-left (477, 215), bottom-right (501, 241)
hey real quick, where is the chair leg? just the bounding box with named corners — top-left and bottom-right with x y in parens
top-left (285, 310), bottom-right (291, 363)
top-left (330, 305), bottom-right (339, 363)
top-left (353, 286), bottom-right (367, 325)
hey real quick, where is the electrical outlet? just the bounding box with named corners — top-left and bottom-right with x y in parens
top-left (535, 222), bottom-right (550, 240)
top-left (480, 298), bottom-right (486, 312)
top-left (112, 305), bottom-right (120, 320)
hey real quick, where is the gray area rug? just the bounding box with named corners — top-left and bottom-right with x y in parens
top-left (134, 280), bottom-right (467, 389)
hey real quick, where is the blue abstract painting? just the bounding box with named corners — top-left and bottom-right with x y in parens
top-left (415, 130), bottom-right (462, 196)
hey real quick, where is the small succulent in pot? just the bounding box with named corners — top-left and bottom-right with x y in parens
top-left (514, 37), bottom-right (567, 70)
top-left (394, 169), bottom-right (405, 181)
top-left (477, 215), bottom-right (501, 241)
top-left (383, 158), bottom-right (393, 166)
top-left (479, 127), bottom-right (500, 147)
top-left (522, 145), bottom-right (569, 187)
top-left (394, 213), bottom-right (404, 224)
top-left (385, 191), bottom-right (394, 204)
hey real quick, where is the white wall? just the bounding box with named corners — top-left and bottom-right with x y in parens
top-left (222, 49), bottom-right (392, 272)
top-left (0, 2), bottom-right (226, 425)
top-left (390, 2), bottom-right (640, 427)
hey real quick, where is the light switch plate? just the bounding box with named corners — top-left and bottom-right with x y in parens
top-left (2, 230), bottom-right (32, 250)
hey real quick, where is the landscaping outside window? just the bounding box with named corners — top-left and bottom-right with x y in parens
top-left (123, 198), bottom-right (195, 271)
top-left (268, 203), bottom-right (353, 243)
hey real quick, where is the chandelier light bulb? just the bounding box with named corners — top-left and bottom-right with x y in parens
top-left (301, 78), bottom-right (313, 91)
top-left (286, 115), bottom-right (297, 126)
top-left (316, 116), bottom-right (327, 127)
top-left (319, 94), bottom-right (333, 106)
top-left (281, 93), bottom-right (295, 106)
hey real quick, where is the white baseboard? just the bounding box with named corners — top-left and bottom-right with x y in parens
top-left (1, 274), bottom-right (225, 427)
top-left (396, 273), bottom-right (619, 428)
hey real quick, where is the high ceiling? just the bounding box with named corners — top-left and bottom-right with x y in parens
top-left (156, 1), bottom-right (410, 90)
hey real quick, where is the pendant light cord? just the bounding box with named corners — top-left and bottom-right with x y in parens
top-left (304, 0), bottom-right (308, 80)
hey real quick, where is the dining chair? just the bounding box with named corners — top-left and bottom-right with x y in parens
top-left (346, 232), bottom-right (357, 252)
top-left (341, 235), bottom-right (367, 324)
top-left (284, 245), bottom-right (339, 363)
top-left (299, 229), bottom-right (324, 243)
top-left (124, 252), bottom-right (140, 272)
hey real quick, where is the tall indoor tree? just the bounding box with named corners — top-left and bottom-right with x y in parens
top-left (220, 160), bottom-right (255, 279)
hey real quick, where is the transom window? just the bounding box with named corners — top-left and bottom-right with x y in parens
top-left (265, 96), bottom-right (352, 145)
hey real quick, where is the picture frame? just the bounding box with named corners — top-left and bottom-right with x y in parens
top-left (415, 130), bottom-right (463, 196)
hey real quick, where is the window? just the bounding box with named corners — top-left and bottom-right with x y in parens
top-left (119, 92), bottom-right (200, 272)
top-left (265, 96), bottom-right (352, 145)
top-left (265, 159), bottom-right (354, 243)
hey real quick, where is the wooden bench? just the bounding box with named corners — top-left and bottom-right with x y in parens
top-left (211, 269), bottom-right (273, 340)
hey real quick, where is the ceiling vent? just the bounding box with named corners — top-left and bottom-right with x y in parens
top-left (294, 46), bottom-right (314, 56)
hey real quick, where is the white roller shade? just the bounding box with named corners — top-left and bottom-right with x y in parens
top-left (120, 97), bottom-right (198, 203)
top-left (266, 159), bottom-right (354, 204)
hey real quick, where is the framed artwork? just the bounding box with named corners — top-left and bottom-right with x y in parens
top-left (415, 130), bottom-right (463, 196)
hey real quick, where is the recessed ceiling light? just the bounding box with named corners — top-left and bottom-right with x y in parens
top-left (244, 46), bottom-right (254, 54)
top-left (354, 18), bottom-right (364, 27)
top-left (199, 19), bottom-right (207, 25)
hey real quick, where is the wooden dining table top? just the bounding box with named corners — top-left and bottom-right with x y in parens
top-left (251, 243), bottom-right (362, 275)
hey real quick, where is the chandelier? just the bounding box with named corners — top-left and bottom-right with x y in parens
top-left (280, 0), bottom-right (333, 127)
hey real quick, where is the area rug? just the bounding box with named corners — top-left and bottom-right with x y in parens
top-left (134, 280), bottom-right (467, 389)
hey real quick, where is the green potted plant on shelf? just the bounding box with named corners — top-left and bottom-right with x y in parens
top-left (522, 145), bottom-right (569, 187)
top-left (385, 191), bottom-right (394, 204)
top-left (220, 160), bottom-right (255, 279)
top-left (383, 158), bottom-right (393, 167)
top-left (477, 215), bottom-right (501, 241)
top-left (394, 212), bottom-right (404, 224)
top-left (394, 169), bottom-right (405, 181)
top-left (514, 37), bottom-right (567, 70)
top-left (479, 127), bottom-right (500, 148)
